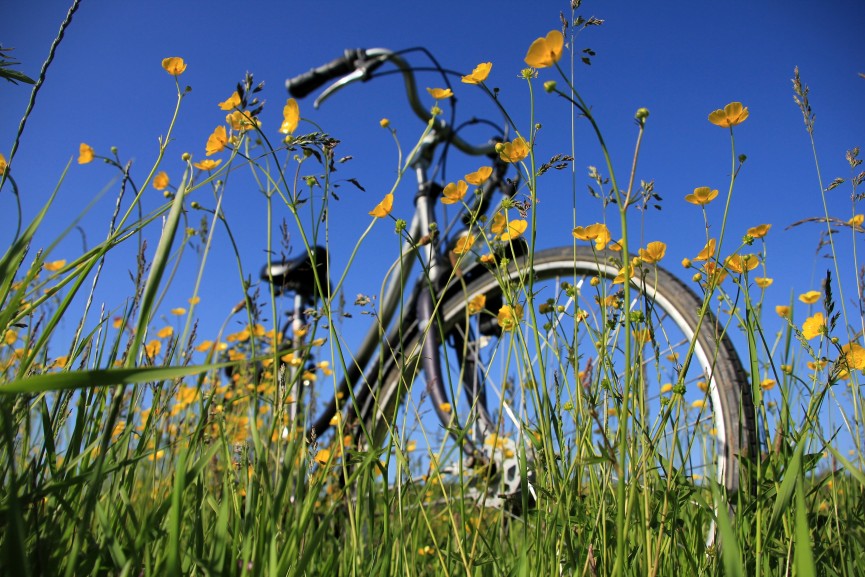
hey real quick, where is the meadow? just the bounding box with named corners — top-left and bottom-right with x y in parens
top-left (1, 3), bottom-right (864, 576)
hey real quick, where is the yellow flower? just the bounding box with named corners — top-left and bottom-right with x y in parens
top-left (638, 241), bottom-right (667, 264)
top-left (188, 296), bottom-right (201, 305)
top-left (441, 180), bottom-right (468, 205)
top-left (708, 102), bottom-right (749, 127)
top-left (4, 330), bottom-right (17, 345)
top-left (775, 305), bottom-right (791, 318)
top-left (280, 98), bottom-right (300, 135)
top-left (691, 399), bottom-right (706, 409)
top-left (314, 449), bottom-right (331, 465)
top-left (801, 311), bottom-right (826, 340)
top-left (498, 137), bottom-right (529, 163)
top-left (145, 339), bottom-right (162, 357)
top-left (725, 254), bottom-right (759, 274)
top-left (439, 402), bottom-right (452, 414)
top-left (205, 126), bottom-right (228, 156)
top-left (799, 290), bottom-right (821, 304)
top-left (452, 234), bottom-right (476, 255)
top-left (760, 379), bottom-right (776, 390)
top-left (524, 30), bottom-right (564, 69)
top-left (369, 193), bottom-right (394, 218)
top-left (379, 118), bottom-right (390, 128)
top-left (161, 57), bottom-right (187, 76)
top-left (497, 304), bottom-right (523, 332)
top-left (755, 277), bottom-right (773, 288)
top-left (694, 238), bottom-right (716, 262)
top-left (156, 326), bottom-right (174, 339)
top-left (490, 212), bottom-right (506, 236)
top-left (838, 342), bottom-right (865, 379)
top-left (153, 171), bottom-right (170, 191)
top-left (193, 158), bottom-right (222, 170)
top-left (501, 219), bottom-right (528, 241)
top-left (78, 143), bottom-right (94, 164)
top-left (467, 294), bottom-right (486, 315)
top-left (572, 223), bottom-right (611, 251)
top-left (195, 340), bottom-right (214, 352)
top-left (0, 153), bottom-right (6, 175)
top-left (44, 259), bottom-right (66, 272)
top-left (461, 62), bottom-right (492, 84)
top-left (848, 214), bottom-right (864, 227)
top-left (426, 87), bottom-right (454, 100)
top-left (747, 223), bottom-right (771, 238)
top-left (226, 110), bottom-right (260, 132)
top-left (660, 383), bottom-right (674, 394)
top-left (218, 91), bottom-right (241, 111)
top-left (465, 166), bottom-right (493, 186)
top-left (685, 187), bottom-right (719, 206)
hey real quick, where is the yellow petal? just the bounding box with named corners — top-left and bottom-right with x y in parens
top-left (465, 166), bottom-right (493, 186)
top-left (153, 171), bottom-right (170, 191)
top-left (638, 241), bottom-right (667, 264)
top-left (461, 62), bottom-right (492, 84)
top-left (426, 87), bottom-right (453, 100)
top-left (280, 98), bottom-right (300, 135)
top-left (501, 219), bottom-right (528, 241)
top-left (218, 91), bottom-right (241, 111)
top-left (78, 143), bottom-right (94, 165)
top-left (441, 180), bottom-right (468, 205)
top-left (498, 137), bottom-right (530, 163)
top-left (452, 234), bottom-right (476, 255)
top-left (746, 223), bottom-right (771, 238)
top-left (798, 290), bottom-right (821, 304)
top-left (369, 193), bottom-right (394, 218)
top-left (801, 311), bottom-right (826, 340)
top-left (205, 126), bottom-right (228, 156)
top-left (524, 30), bottom-right (564, 69)
top-left (161, 57), bottom-right (187, 76)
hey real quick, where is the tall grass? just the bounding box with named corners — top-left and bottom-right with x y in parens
top-left (1, 3), bottom-right (864, 576)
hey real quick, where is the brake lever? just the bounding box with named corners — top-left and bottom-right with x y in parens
top-left (313, 68), bottom-right (366, 109)
top-left (313, 53), bottom-right (388, 109)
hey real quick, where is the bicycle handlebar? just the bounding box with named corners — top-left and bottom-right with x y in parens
top-left (286, 48), bottom-right (499, 157)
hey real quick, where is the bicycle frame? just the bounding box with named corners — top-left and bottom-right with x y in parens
top-left (295, 49), bottom-right (510, 461)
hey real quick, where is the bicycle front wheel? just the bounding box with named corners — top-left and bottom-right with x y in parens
top-left (358, 245), bottom-right (756, 495)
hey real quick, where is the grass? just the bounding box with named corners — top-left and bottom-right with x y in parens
top-left (1, 4), bottom-right (864, 576)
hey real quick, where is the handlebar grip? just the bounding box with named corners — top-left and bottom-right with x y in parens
top-left (286, 49), bottom-right (363, 98)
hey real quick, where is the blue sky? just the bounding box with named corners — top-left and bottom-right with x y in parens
top-left (2, 0), bottom-right (864, 371)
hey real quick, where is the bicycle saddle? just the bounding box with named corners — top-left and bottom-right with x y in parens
top-left (261, 246), bottom-right (329, 304)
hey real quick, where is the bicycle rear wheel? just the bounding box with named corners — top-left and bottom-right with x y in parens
top-left (356, 245), bottom-right (756, 496)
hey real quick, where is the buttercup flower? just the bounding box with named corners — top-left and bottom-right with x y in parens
top-left (205, 126), bottom-right (228, 156)
top-left (193, 158), bottom-right (222, 170)
top-left (218, 91), bottom-right (241, 111)
top-left (498, 137), bottom-right (530, 163)
top-left (747, 224), bottom-right (771, 238)
top-left (171, 308), bottom-right (186, 315)
top-left (693, 238), bottom-right (716, 262)
top-left (280, 98), bottom-right (300, 135)
top-left (465, 166), bottom-right (493, 186)
top-left (524, 30), bottom-right (564, 68)
top-left (226, 110), bottom-right (260, 132)
top-left (78, 143), bottom-right (94, 164)
top-left (708, 102), bottom-right (749, 127)
top-left (755, 277), bottom-right (773, 288)
top-left (156, 326), bottom-right (174, 339)
top-left (452, 234), bottom-right (476, 255)
top-left (775, 305), bottom-right (791, 318)
top-left (501, 219), bottom-right (528, 241)
top-left (497, 304), bottom-right (524, 332)
top-left (798, 290), bottom-right (821, 304)
top-left (725, 254), bottom-right (759, 274)
top-left (44, 260), bottom-right (66, 272)
top-left (441, 180), bottom-right (468, 205)
top-left (849, 214), bottom-right (864, 227)
top-left (0, 153), bottom-right (7, 175)
top-left (685, 187), bottom-right (719, 206)
top-left (467, 294), bottom-right (486, 315)
top-left (801, 311), bottom-right (826, 340)
top-left (153, 171), bottom-right (170, 191)
top-left (461, 62), bottom-right (492, 84)
top-left (760, 379), bottom-right (776, 391)
top-left (572, 223), bottom-right (611, 251)
top-left (369, 193), bottom-right (394, 218)
top-left (161, 57), bottom-right (187, 76)
top-left (838, 342), bottom-right (865, 379)
top-left (638, 241), bottom-right (667, 264)
top-left (426, 87), bottom-right (453, 100)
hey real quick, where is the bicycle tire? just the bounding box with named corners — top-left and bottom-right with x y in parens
top-left (354, 245), bottom-right (757, 494)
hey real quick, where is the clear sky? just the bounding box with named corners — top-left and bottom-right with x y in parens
top-left (2, 0), bottom-right (864, 376)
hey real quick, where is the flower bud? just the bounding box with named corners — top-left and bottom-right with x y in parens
top-left (543, 80), bottom-right (557, 93)
top-left (635, 108), bottom-right (650, 123)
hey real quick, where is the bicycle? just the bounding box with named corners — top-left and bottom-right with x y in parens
top-left (263, 47), bottom-right (757, 516)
